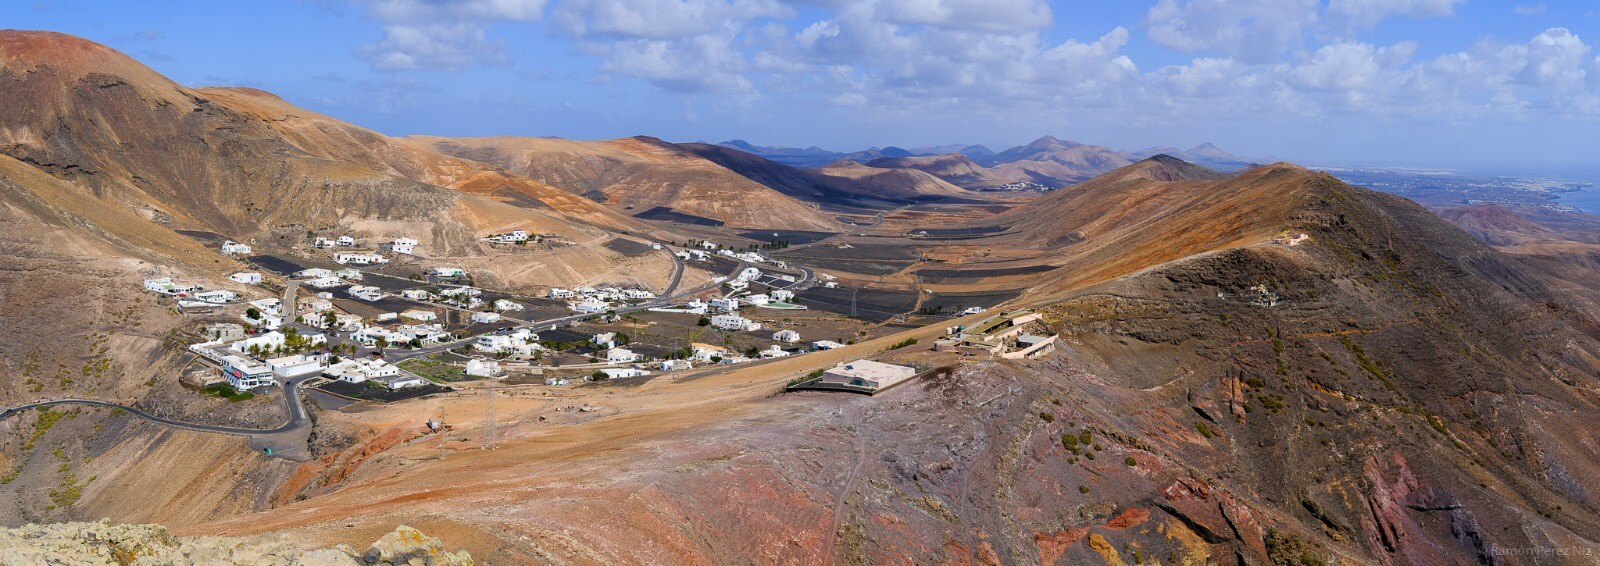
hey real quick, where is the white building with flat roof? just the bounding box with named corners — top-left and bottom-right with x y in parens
top-left (391, 237), bottom-right (418, 254)
top-left (470, 311), bottom-right (501, 324)
top-left (709, 314), bottom-right (761, 332)
top-left (606, 347), bottom-right (639, 363)
top-left (348, 285), bottom-right (383, 301)
top-left (819, 360), bottom-right (917, 391)
top-left (220, 240), bottom-right (252, 256)
top-left (465, 358), bottom-right (501, 378)
top-left (772, 329), bottom-right (801, 343)
top-left (228, 272), bottom-right (262, 285)
top-left (427, 267), bottom-right (467, 277)
top-left (220, 355), bottom-right (274, 389)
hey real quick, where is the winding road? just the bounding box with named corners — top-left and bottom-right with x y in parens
top-left (0, 375), bottom-right (315, 438)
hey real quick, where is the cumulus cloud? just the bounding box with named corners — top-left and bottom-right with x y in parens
top-left (1326, 0), bottom-right (1462, 29)
top-left (355, 0), bottom-right (547, 71)
top-left (551, 0), bottom-right (789, 39)
top-left (337, 0), bottom-right (1600, 128)
top-left (1144, 0), bottom-right (1320, 63)
top-left (874, 0), bottom-right (1053, 32)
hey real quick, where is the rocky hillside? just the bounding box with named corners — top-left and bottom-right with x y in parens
top-left (864, 153), bottom-right (1016, 189)
top-left (0, 521), bottom-right (470, 564)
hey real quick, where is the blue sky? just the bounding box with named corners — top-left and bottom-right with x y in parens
top-left (8, 1), bottom-right (1600, 170)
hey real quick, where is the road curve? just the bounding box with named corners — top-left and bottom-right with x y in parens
top-left (0, 376), bottom-right (313, 437)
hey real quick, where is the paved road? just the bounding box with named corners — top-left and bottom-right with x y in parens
top-left (0, 375), bottom-right (314, 437)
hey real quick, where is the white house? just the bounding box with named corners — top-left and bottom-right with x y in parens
top-left (465, 358), bottom-right (501, 378)
top-left (297, 298), bottom-right (333, 314)
top-left (725, 280), bottom-right (749, 292)
top-left (377, 373), bottom-right (426, 390)
top-left (304, 277), bottom-right (343, 289)
top-left (391, 237), bottom-right (418, 255)
top-left (143, 277), bottom-right (200, 296)
top-left (606, 347), bottom-right (639, 363)
top-left (737, 267), bottom-right (762, 282)
top-left (401, 309), bottom-right (438, 322)
top-left (710, 314), bottom-right (760, 332)
top-left (621, 289), bottom-right (656, 300)
top-left (313, 237), bottom-right (335, 249)
top-left (334, 252), bottom-right (387, 265)
top-left (348, 285), bottom-right (384, 301)
top-left (220, 355), bottom-right (274, 390)
top-left (690, 343), bottom-right (731, 362)
top-left (743, 294), bottom-right (771, 307)
top-left (823, 281), bottom-right (839, 289)
top-left (660, 359), bottom-right (693, 372)
top-left (248, 298), bottom-right (283, 316)
top-left (961, 306), bottom-right (988, 315)
top-left (189, 290), bottom-right (235, 304)
top-left (266, 354), bottom-right (326, 379)
top-left (333, 268), bottom-right (364, 281)
top-left (228, 272), bottom-right (263, 285)
top-left (399, 289), bottom-right (431, 301)
top-left (772, 329), bottom-right (801, 343)
top-left (230, 331), bottom-right (285, 355)
top-left (570, 297), bottom-right (609, 314)
top-left (548, 288), bottom-right (575, 299)
top-left (220, 240), bottom-right (252, 256)
top-left (484, 230), bottom-right (529, 243)
top-left (700, 240), bottom-right (718, 250)
top-left (470, 311), bottom-right (501, 324)
top-left (336, 236), bottom-right (356, 247)
top-left (771, 289), bottom-right (795, 302)
top-left (493, 299), bottom-right (524, 312)
top-left (710, 297), bottom-right (739, 312)
top-left (598, 368), bottom-right (650, 379)
top-left (759, 345), bottom-right (792, 359)
top-left (427, 267), bottom-right (467, 277)
top-left (811, 340), bottom-right (844, 351)
top-left (819, 360), bottom-right (918, 391)
top-left (293, 268), bottom-right (333, 279)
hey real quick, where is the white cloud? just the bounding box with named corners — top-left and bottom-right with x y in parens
top-left (1144, 0), bottom-right (1320, 63)
top-left (874, 0), bottom-right (1053, 32)
top-left (355, 0), bottom-right (548, 71)
top-left (600, 35), bottom-right (755, 92)
top-left (1326, 0), bottom-right (1462, 29)
top-left (551, 0), bottom-right (789, 39)
top-left (1513, 4), bottom-right (1547, 16)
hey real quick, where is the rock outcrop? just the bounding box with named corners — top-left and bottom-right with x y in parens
top-left (0, 521), bottom-right (471, 565)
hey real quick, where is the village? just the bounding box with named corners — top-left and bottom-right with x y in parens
top-left (140, 228), bottom-right (1041, 409)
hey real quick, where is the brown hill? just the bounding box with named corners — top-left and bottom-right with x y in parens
top-left (680, 142), bottom-right (985, 206)
top-left (979, 135), bottom-right (1134, 187)
top-left (863, 153), bottom-right (1016, 189)
top-left (407, 135), bottom-right (840, 230)
top-left (814, 159), bottom-right (974, 199)
top-left (0, 30), bottom-right (656, 256)
top-left (177, 154), bottom-right (1600, 565)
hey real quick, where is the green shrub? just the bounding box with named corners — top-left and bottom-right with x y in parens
top-left (1195, 422), bottom-right (1214, 438)
top-left (1124, 456), bottom-right (1138, 467)
top-left (1039, 412), bottom-right (1054, 423)
top-left (1077, 485), bottom-right (1090, 494)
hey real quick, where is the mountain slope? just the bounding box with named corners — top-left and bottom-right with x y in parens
top-left (409, 135), bottom-right (840, 230)
top-left (183, 154), bottom-right (1600, 565)
top-left (680, 142), bottom-right (978, 205)
top-left (815, 159), bottom-right (974, 199)
top-left (978, 136), bottom-right (1135, 187)
top-left (863, 154), bottom-right (1016, 190)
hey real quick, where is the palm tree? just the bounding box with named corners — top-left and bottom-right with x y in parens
top-left (375, 336), bottom-right (388, 355)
